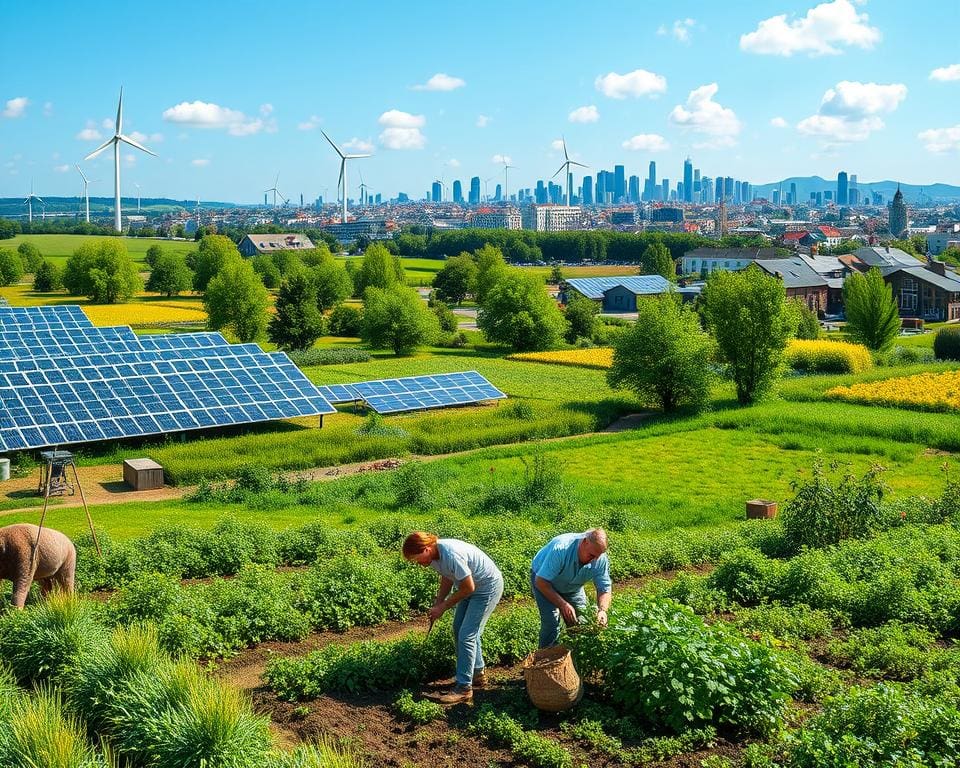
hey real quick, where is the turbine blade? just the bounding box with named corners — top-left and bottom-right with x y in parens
top-left (552, 164), bottom-right (566, 179)
top-left (119, 134), bottom-right (157, 156)
top-left (345, 153), bottom-right (371, 159)
top-left (338, 160), bottom-right (345, 193)
top-left (35, 197), bottom-right (44, 204)
top-left (571, 161), bottom-right (589, 168)
top-left (75, 164), bottom-right (88, 183)
top-left (116, 86), bottom-right (124, 134)
top-left (562, 137), bottom-right (569, 161)
top-left (321, 130), bottom-right (345, 159)
top-left (84, 137), bottom-right (116, 160)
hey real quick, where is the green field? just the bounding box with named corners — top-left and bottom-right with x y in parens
top-left (2, 233), bottom-right (196, 268)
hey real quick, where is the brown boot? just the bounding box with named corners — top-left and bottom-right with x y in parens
top-left (472, 669), bottom-right (488, 688)
top-left (431, 685), bottom-right (473, 705)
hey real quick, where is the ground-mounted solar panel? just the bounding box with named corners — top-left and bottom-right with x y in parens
top-left (0, 326), bottom-right (143, 360)
top-left (317, 370), bottom-right (506, 414)
top-left (138, 332), bottom-right (230, 351)
top-left (0, 305), bottom-right (93, 330)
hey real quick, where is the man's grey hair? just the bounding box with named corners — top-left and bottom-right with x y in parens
top-left (586, 528), bottom-right (608, 551)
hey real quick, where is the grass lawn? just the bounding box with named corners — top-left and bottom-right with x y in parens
top-left (2, 234), bottom-right (196, 268)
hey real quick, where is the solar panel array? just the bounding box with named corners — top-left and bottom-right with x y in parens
top-left (0, 305), bottom-right (335, 453)
top-left (317, 371), bottom-right (506, 414)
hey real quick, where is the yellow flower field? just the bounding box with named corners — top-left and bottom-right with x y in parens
top-left (507, 348), bottom-right (613, 370)
top-left (785, 339), bottom-right (873, 374)
top-left (826, 370), bottom-right (960, 413)
top-left (83, 301), bottom-right (207, 327)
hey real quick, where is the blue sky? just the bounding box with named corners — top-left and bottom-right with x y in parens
top-left (1, 0), bottom-right (958, 203)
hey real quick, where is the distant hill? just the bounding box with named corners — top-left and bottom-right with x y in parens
top-left (751, 176), bottom-right (960, 204)
top-left (0, 197), bottom-right (240, 218)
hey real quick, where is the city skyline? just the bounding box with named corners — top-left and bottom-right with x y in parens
top-left (2, 0), bottom-right (959, 203)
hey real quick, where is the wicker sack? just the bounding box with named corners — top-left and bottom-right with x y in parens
top-left (522, 645), bottom-right (583, 712)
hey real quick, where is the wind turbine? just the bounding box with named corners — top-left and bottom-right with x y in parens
top-left (500, 158), bottom-right (516, 201)
top-left (552, 137), bottom-right (588, 206)
top-left (135, 183), bottom-right (141, 213)
top-left (358, 172), bottom-right (369, 207)
top-left (264, 173), bottom-right (286, 208)
top-left (483, 176), bottom-right (496, 203)
top-left (24, 181), bottom-right (43, 224)
top-left (83, 87), bottom-right (156, 232)
top-left (321, 130), bottom-right (370, 224)
top-left (75, 165), bottom-right (98, 223)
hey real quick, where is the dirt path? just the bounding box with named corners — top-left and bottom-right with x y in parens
top-left (0, 413), bottom-right (650, 516)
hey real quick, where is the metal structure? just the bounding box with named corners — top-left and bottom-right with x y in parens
top-left (317, 371), bottom-right (506, 414)
top-left (320, 130), bottom-right (370, 224)
top-left (34, 449), bottom-right (101, 562)
top-left (552, 137), bottom-right (588, 206)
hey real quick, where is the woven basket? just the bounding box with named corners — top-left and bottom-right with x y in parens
top-left (522, 645), bottom-right (583, 712)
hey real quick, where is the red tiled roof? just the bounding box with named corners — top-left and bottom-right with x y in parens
top-left (782, 231), bottom-right (808, 241)
top-left (818, 226), bottom-right (842, 237)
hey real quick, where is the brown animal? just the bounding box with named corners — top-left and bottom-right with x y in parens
top-left (0, 524), bottom-right (76, 608)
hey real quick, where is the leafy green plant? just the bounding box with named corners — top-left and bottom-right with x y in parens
top-left (826, 622), bottom-right (943, 680)
top-left (471, 705), bottom-right (572, 768)
top-left (393, 690), bottom-right (445, 725)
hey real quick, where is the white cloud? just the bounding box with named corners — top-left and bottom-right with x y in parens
top-left (447, 158), bottom-right (461, 168)
top-left (53, 164), bottom-right (70, 173)
top-left (568, 105), bottom-right (599, 123)
top-left (550, 139), bottom-right (565, 151)
top-left (378, 110), bottom-right (426, 149)
top-left (191, 158), bottom-right (210, 167)
top-left (918, 124), bottom-right (960, 153)
top-left (930, 64), bottom-right (960, 82)
top-left (3, 97), bottom-right (28, 118)
top-left (123, 153), bottom-right (136, 167)
top-left (298, 115), bottom-right (322, 131)
top-left (162, 100), bottom-right (270, 136)
top-left (740, 0), bottom-right (881, 56)
top-left (412, 73), bottom-right (466, 91)
top-left (260, 103), bottom-right (273, 116)
top-left (672, 18), bottom-right (696, 43)
top-left (770, 116), bottom-right (788, 128)
top-left (595, 69), bottom-right (667, 99)
top-left (621, 134), bottom-right (670, 152)
top-left (75, 122), bottom-right (103, 141)
top-left (129, 131), bottom-right (164, 144)
top-left (343, 137), bottom-right (375, 153)
top-left (102, 118), bottom-right (114, 130)
top-left (669, 83), bottom-right (741, 143)
top-left (476, 115), bottom-right (491, 128)
top-left (492, 154), bottom-right (512, 165)
top-left (43, 102), bottom-right (53, 117)
top-left (797, 81), bottom-right (906, 143)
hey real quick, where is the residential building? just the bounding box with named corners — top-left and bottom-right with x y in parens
top-left (238, 233), bottom-right (314, 256)
top-left (471, 208), bottom-right (521, 229)
top-left (680, 247), bottom-right (782, 276)
top-left (562, 276), bottom-right (672, 312)
top-left (927, 231), bottom-right (960, 255)
top-left (521, 205), bottom-right (582, 232)
top-left (755, 257), bottom-right (829, 313)
top-left (650, 207), bottom-right (684, 224)
top-left (883, 261), bottom-right (960, 321)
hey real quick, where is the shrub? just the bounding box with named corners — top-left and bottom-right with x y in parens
top-left (884, 345), bottom-right (936, 366)
top-left (564, 291), bottom-right (599, 345)
top-left (843, 267), bottom-right (901, 353)
top-left (328, 304), bottom-right (363, 337)
top-left (472, 705), bottom-right (572, 768)
top-left (32, 259), bottom-right (62, 292)
top-left (278, 523), bottom-right (378, 566)
top-left (781, 460), bottom-right (888, 553)
top-left (287, 347), bottom-right (371, 366)
top-left (268, 271), bottom-right (327, 351)
top-left (478, 269), bottom-right (568, 351)
top-left (784, 339), bottom-right (873, 374)
top-left (62, 239), bottom-right (141, 302)
top-left (787, 297), bottom-right (821, 340)
top-left (707, 548), bottom-right (784, 606)
top-left (826, 622), bottom-right (941, 680)
top-left (934, 327), bottom-right (960, 361)
top-left (735, 603), bottom-right (836, 642)
top-left (16, 241), bottom-right (42, 272)
top-left (392, 461), bottom-right (435, 509)
top-left (432, 254), bottom-right (477, 305)
top-left (362, 286), bottom-right (440, 355)
top-left (0, 248), bottom-right (24, 286)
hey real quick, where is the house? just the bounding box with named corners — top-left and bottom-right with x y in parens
top-left (798, 254), bottom-right (852, 315)
top-left (238, 233), bottom-right (315, 257)
top-left (815, 225), bottom-right (843, 247)
top-left (563, 276), bottom-right (673, 313)
top-left (852, 246), bottom-right (924, 271)
top-left (754, 258), bottom-right (829, 314)
top-left (882, 261), bottom-right (960, 321)
top-left (680, 247), bottom-right (783, 276)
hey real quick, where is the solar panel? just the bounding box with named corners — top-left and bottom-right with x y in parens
top-left (317, 370), bottom-right (506, 414)
top-left (0, 305), bottom-right (93, 329)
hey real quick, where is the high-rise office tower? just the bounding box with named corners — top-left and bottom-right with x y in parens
top-left (889, 184), bottom-right (907, 237)
top-left (535, 180), bottom-right (547, 204)
top-left (850, 174), bottom-right (858, 206)
top-left (495, 184), bottom-right (502, 202)
top-left (683, 158), bottom-right (693, 203)
top-left (452, 180), bottom-right (463, 203)
top-left (375, 193), bottom-right (382, 205)
top-left (724, 177), bottom-right (734, 202)
top-left (628, 175), bottom-right (640, 203)
top-left (614, 165), bottom-right (626, 203)
top-left (734, 181), bottom-right (742, 204)
top-left (568, 172), bottom-right (574, 204)
top-left (469, 176), bottom-right (480, 204)
top-left (816, 191), bottom-right (823, 206)
top-left (837, 171), bottom-right (849, 206)
top-left (649, 160), bottom-right (657, 188)
top-left (581, 175), bottom-right (593, 206)
top-left (772, 189), bottom-right (780, 206)
top-left (431, 181), bottom-right (442, 202)
top-left (693, 169), bottom-right (701, 202)
top-left (702, 177), bottom-right (713, 203)
top-left (661, 178), bottom-right (669, 201)
top-left (789, 182), bottom-right (797, 206)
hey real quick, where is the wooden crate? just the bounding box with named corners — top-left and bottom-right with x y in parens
top-left (123, 458), bottom-right (164, 491)
top-left (746, 499), bottom-right (778, 519)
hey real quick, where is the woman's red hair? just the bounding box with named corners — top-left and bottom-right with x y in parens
top-left (403, 531), bottom-right (438, 558)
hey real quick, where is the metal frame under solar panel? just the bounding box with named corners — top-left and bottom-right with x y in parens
top-left (318, 370), bottom-right (506, 414)
top-left (0, 305), bottom-right (92, 329)
top-left (0, 350), bottom-right (335, 452)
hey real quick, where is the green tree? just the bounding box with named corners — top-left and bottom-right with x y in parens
top-left (251, 254), bottom-right (282, 288)
top-left (0, 248), bottom-right (24, 286)
top-left (473, 244), bottom-right (509, 305)
top-left (203, 258), bottom-right (270, 342)
top-left (144, 244), bottom-right (164, 269)
top-left (478, 269), bottom-right (568, 351)
top-left (16, 242), bottom-right (42, 272)
top-left (786, 298), bottom-right (821, 340)
top-left (608, 296), bottom-right (714, 412)
top-left (843, 267), bottom-right (901, 353)
top-left (62, 239), bottom-right (142, 303)
top-left (312, 260), bottom-right (353, 311)
top-left (32, 259), bottom-right (62, 292)
top-left (431, 301), bottom-right (459, 333)
top-left (432, 253), bottom-right (478, 305)
top-left (328, 303), bottom-right (363, 337)
top-left (268, 272), bottom-right (326, 350)
top-left (362, 286), bottom-right (440, 355)
top-left (146, 252), bottom-right (193, 297)
top-left (564, 291), bottom-right (599, 343)
top-left (701, 266), bottom-right (791, 404)
top-left (642, 241), bottom-right (676, 281)
top-left (549, 263), bottom-right (565, 284)
top-left (189, 234), bottom-right (241, 292)
top-left (353, 243), bottom-right (405, 295)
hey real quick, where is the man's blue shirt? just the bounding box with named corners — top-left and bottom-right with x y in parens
top-left (531, 532), bottom-right (611, 595)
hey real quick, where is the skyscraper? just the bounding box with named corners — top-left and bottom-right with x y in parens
top-left (683, 158), bottom-right (693, 203)
top-left (431, 181), bottom-right (442, 203)
top-left (889, 184), bottom-right (907, 236)
top-left (568, 172), bottom-right (574, 204)
top-left (628, 175), bottom-right (640, 203)
top-left (837, 171), bottom-right (849, 206)
top-left (452, 180), bottom-right (463, 203)
top-left (582, 175), bottom-right (593, 206)
top-left (469, 176), bottom-right (480, 205)
top-left (661, 178), bottom-right (669, 201)
top-left (494, 184), bottom-right (502, 202)
top-left (614, 165), bottom-right (626, 203)
top-left (693, 169), bottom-right (701, 202)
top-left (789, 182), bottom-right (797, 206)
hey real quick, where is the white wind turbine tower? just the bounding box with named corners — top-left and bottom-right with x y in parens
top-left (264, 173), bottom-right (286, 208)
top-left (552, 137), bottom-right (588, 206)
top-left (84, 87), bottom-right (157, 233)
top-left (135, 183), bottom-right (141, 213)
top-left (358, 172), bottom-right (369, 207)
top-left (500, 158), bottom-right (516, 201)
top-left (75, 165), bottom-right (99, 223)
top-left (321, 130), bottom-right (370, 224)
top-left (24, 181), bottom-right (43, 224)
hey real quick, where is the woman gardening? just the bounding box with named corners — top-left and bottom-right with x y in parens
top-left (402, 531), bottom-right (504, 704)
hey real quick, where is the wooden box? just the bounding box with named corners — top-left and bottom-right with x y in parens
top-left (746, 499), bottom-right (778, 519)
top-left (123, 458), bottom-right (164, 491)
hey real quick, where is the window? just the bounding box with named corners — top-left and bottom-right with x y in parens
top-left (900, 277), bottom-right (918, 312)
top-left (614, 294), bottom-right (623, 305)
